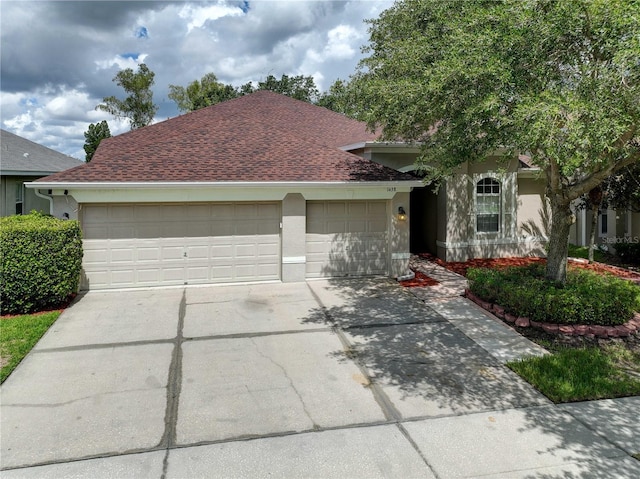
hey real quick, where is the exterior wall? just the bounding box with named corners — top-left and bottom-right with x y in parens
top-left (281, 193), bottom-right (306, 282)
top-left (43, 185), bottom-right (416, 284)
top-left (1, 176), bottom-right (52, 216)
top-left (388, 192), bottom-right (411, 278)
top-left (436, 158), bottom-right (547, 261)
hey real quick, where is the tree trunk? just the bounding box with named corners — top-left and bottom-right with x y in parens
top-left (587, 186), bottom-right (603, 264)
top-left (546, 198), bottom-right (573, 284)
top-left (588, 204), bottom-right (598, 263)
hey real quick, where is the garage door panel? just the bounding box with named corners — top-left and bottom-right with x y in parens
top-left (82, 203), bottom-right (280, 290)
top-left (306, 201), bottom-right (388, 278)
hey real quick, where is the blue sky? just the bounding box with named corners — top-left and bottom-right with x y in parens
top-left (0, 0), bottom-right (393, 160)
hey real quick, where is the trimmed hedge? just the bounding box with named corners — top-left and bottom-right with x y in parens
top-left (467, 264), bottom-right (639, 326)
top-left (1, 212), bottom-right (83, 314)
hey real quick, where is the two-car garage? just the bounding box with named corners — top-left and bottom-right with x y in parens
top-left (81, 202), bottom-right (282, 289)
top-left (80, 199), bottom-right (393, 290)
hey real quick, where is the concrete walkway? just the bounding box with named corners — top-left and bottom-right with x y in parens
top-left (1, 272), bottom-right (638, 478)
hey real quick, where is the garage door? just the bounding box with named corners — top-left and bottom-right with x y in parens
top-left (306, 200), bottom-right (388, 278)
top-left (81, 203), bottom-right (280, 290)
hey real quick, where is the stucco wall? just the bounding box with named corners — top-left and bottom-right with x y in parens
top-left (1, 177), bottom-right (52, 216)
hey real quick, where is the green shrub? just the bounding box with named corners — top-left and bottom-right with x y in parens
top-left (615, 242), bottom-right (640, 265)
top-left (1, 212), bottom-right (83, 314)
top-left (468, 264), bottom-right (639, 326)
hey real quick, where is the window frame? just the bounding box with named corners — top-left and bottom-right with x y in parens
top-left (475, 177), bottom-right (501, 234)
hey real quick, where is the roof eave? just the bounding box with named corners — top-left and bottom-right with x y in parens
top-left (26, 180), bottom-right (424, 190)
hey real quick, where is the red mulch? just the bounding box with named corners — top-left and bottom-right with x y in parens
top-left (400, 270), bottom-right (440, 288)
top-left (416, 253), bottom-right (640, 281)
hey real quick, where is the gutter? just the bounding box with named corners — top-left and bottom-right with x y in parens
top-left (33, 188), bottom-right (53, 215)
top-left (25, 180), bottom-right (425, 190)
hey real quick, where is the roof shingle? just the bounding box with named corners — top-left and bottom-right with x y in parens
top-left (38, 91), bottom-right (414, 183)
top-left (1, 129), bottom-right (83, 174)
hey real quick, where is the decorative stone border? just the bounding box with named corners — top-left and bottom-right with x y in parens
top-left (464, 289), bottom-right (640, 338)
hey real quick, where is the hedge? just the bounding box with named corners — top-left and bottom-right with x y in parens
top-left (1, 212), bottom-right (83, 314)
top-left (467, 264), bottom-right (639, 326)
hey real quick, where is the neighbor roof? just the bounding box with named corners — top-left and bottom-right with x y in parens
top-left (1, 129), bottom-right (82, 175)
top-left (38, 91), bottom-right (415, 183)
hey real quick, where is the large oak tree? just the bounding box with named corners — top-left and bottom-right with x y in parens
top-left (354, 0), bottom-right (640, 283)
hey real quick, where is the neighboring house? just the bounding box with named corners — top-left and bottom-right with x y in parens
top-left (570, 207), bottom-right (640, 254)
top-left (29, 91), bottom-right (422, 290)
top-left (1, 129), bottom-right (83, 216)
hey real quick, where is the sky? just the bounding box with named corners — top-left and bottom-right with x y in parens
top-left (1, 0), bottom-right (393, 160)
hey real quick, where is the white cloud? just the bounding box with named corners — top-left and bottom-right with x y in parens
top-left (1, 0), bottom-right (395, 157)
top-left (179, 2), bottom-right (244, 33)
top-left (95, 53), bottom-right (149, 71)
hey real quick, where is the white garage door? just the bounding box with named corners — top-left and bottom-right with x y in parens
top-left (306, 200), bottom-right (388, 278)
top-left (81, 203), bottom-right (280, 290)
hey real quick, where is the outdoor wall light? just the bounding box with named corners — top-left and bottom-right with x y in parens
top-left (397, 206), bottom-right (407, 221)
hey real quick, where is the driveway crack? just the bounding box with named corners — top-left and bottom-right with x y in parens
top-left (249, 338), bottom-right (320, 430)
top-left (160, 288), bottom-right (186, 479)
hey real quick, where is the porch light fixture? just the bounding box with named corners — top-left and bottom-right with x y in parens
top-left (397, 206), bottom-right (407, 221)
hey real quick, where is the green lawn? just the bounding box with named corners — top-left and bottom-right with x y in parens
top-left (0, 311), bottom-right (60, 383)
top-left (567, 244), bottom-right (610, 263)
top-left (507, 344), bottom-right (640, 403)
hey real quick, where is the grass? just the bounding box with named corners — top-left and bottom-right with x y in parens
top-left (507, 343), bottom-right (640, 403)
top-left (0, 311), bottom-right (60, 383)
top-left (567, 244), bottom-right (610, 263)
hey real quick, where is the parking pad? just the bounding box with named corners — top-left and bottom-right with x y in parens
top-left (166, 424), bottom-right (434, 479)
top-left (177, 330), bottom-right (386, 444)
top-left (184, 282), bottom-right (326, 337)
top-left (342, 322), bottom-right (549, 418)
top-left (1, 344), bottom-right (172, 469)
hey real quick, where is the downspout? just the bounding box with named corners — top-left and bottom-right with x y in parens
top-left (34, 189), bottom-right (53, 215)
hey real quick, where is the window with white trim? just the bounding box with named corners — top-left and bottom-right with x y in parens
top-left (476, 178), bottom-right (500, 233)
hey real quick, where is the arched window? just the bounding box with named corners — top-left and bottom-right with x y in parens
top-left (476, 178), bottom-right (500, 233)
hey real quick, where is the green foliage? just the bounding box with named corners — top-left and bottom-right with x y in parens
top-left (169, 72), bottom-right (239, 113)
top-left (97, 63), bottom-right (158, 130)
top-left (567, 244), bottom-right (608, 264)
top-left (508, 347), bottom-right (640, 403)
top-left (615, 242), bottom-right (640, 265)
top-left (468, 264), bottom-right (639, 325)
top-left (0, 311), bottom-right (60, 383)
top-left (1, 213), bottom-right (83, 314)
top-left (169, 72), bottom-right (322, 112)
top-left (316, 79), bottom-right (362, 118)
top-left (254, 74), bottom-right (319, 103)
top-left (355, 0), bottom-right (640, 283)
top-left (83, 120), bottom-right (111, 162)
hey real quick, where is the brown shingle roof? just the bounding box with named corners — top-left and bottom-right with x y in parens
top-left (39, 91), bottom-right (413, 183)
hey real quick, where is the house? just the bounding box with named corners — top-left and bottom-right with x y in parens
top-left (570, 206), bottom-right (640, 254)
top-left (1, 129), bottom-right (83, 216)
top-left (28, 91), bottom-right (422, 290)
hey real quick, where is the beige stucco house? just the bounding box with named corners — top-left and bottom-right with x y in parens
top-left (28, 92), bottom-right (422, 290)
top-left (1, 129), bottom-right (83, 217)
top-left (31, 91), bottom-right (628, 291)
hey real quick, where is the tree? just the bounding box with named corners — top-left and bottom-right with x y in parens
top-left (354, 0), bottom-right (640, 284)
top-left (168, 73), bottom-right (238, 113)
top-left (97, 64), bottom-right (158, 130)
top-left (83, 120), bottom-right (111, 163)
top-left (604, 163), bottom-right (640, 213)
top-left (251, 74), bottom-right (319, 103)
top-left (316, 79), bottom-right (361, 118)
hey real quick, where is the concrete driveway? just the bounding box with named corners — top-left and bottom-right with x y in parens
top-left (1, 279), bottom-right (639, 478)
